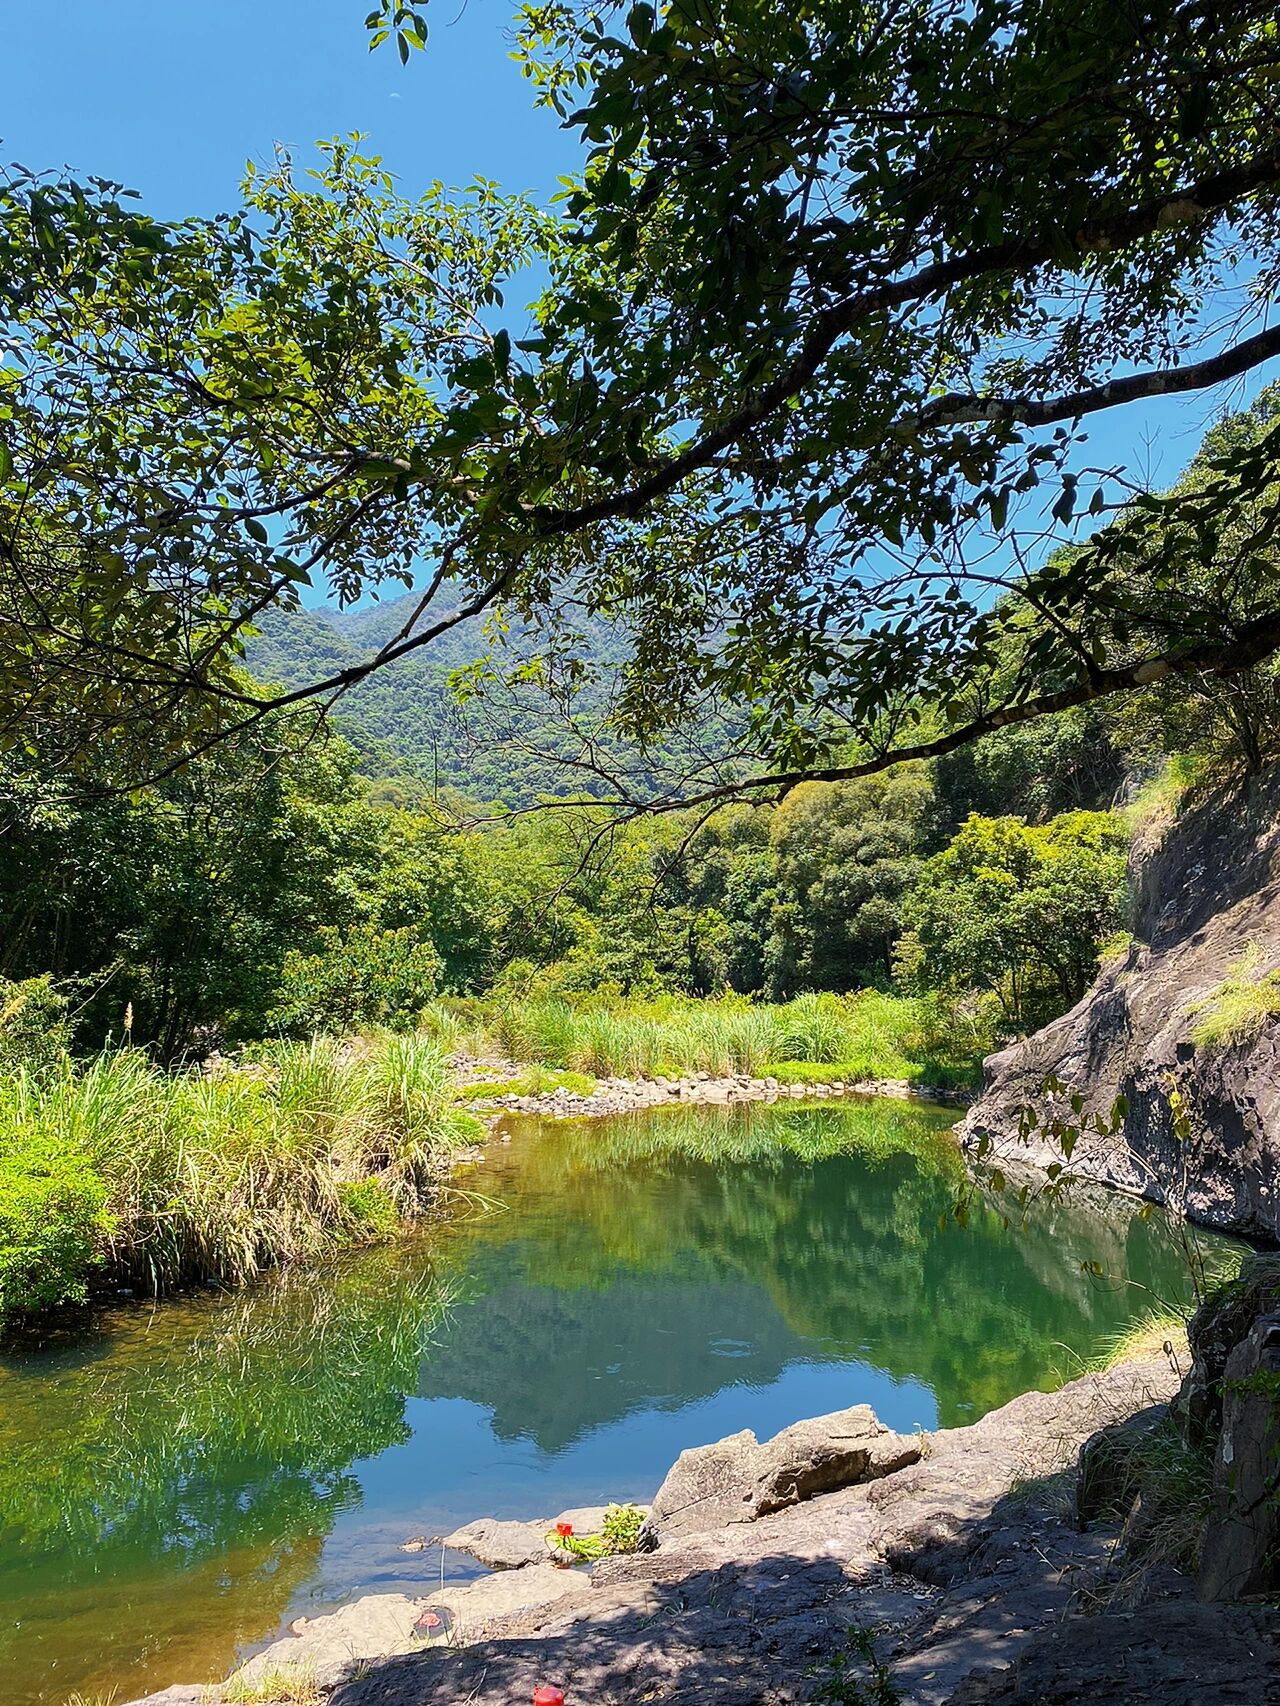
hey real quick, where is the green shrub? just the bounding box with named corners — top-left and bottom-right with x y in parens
top-left (0, 1142), bottom-right (112, 1327)
top-left (600, 1502), bottom-right (646, 1554)
top-left (0, 976), bottom-right (72, 1078)
top-left (0, 1031), bottom-right (481, 1330)
top-left (269, 925), bottom-right (443, 1036)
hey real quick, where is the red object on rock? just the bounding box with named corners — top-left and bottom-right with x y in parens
top-left (533, 1689), bottom-right (565, 1706)
top-left (554, 1521), bottom-right (573, 1538)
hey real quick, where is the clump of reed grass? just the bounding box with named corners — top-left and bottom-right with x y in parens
top-left (0, 1032), bottom-right (479, 1330)
top-left (480, 989), bottom-right (979, 1085)
top-left (1187, 941), bottom-right (1280, 1051)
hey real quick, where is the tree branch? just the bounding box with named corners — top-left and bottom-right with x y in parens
top-left (529, 149), bottom-right (1280, 539)
top-left (902, 322), bottom-right (1280, 436)
top-left (615, 607), bottom-right (1280, 817)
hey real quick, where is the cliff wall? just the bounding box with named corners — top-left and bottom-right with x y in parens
top-left (963, 767), bottom-right (1280, 1240)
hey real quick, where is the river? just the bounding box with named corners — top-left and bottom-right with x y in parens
top-left (0, 1096), bottom-right (1235, 1704)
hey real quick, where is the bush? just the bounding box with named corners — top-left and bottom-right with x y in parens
top-left (0, 976), bottom-right (72, 1078)
top-left (0, 1143), bottom-right (112, 1327)
top-left (269, 925), bottom-right (443, 1035)
top-left (0, 1032), bottom-right (481, 1330)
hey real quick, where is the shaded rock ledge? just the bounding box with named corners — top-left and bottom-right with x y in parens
top-left (125, 1348), bottom-right (1279, 1706)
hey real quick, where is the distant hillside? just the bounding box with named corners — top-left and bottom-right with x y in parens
top-left (246, 591), bottom-right (675, 804)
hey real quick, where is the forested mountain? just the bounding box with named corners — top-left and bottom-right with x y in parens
top-left (247, 592), bottom-right (688, 804)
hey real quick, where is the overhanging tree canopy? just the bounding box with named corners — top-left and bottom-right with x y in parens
top-left (1, 0), bottom-right (1279, 797)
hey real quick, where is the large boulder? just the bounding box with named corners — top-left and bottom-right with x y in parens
top-left (1199, 1310), bottom-right (1280, 1601)
top-left (641, 1405), bottom-right (918, 1544)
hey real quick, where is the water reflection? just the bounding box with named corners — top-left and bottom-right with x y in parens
top-left (0, 1097), bottom-right (1233, 1705)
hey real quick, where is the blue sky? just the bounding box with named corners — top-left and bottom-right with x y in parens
top-left (3, 1), bottom-right (577, 215)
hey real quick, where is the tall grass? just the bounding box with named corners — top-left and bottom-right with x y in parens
top-left (484, 990), bottom-right (985, 1085)
top-left (0, 1033), bottom-right (479, 1326)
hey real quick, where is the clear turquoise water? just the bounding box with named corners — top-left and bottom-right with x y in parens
top-left (0, 1097), bottom-right (1232, 1704)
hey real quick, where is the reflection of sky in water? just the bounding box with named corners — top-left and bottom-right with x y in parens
top-left (312, 1357), bottom-right (935, 1608)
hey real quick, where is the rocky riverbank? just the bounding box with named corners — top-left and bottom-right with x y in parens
top-left (124, 1260), bottom-right (1280, 1706)
top-left (455, 1055), bottom-right (971, 1120)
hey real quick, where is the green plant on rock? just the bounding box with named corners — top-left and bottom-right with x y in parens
top-left (807, 1626), bottom-right (900, 1706)
top-left (1187, 942), bottom-right (1280, 1050)
top-left (600, 1501), bottom-right (645, 1554)
top-left (546, 1503), bottom-right (647, 1562)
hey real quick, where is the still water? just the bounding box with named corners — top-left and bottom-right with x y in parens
top-left (0, 1097), bottom-right (1234, 1704)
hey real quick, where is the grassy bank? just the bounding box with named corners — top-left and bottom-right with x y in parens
top-left (0, 1033), bottom-right (479, 1335)
top-left (427, 989), bottom-right (990, 1090)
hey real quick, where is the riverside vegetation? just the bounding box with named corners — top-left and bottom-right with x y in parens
top-left (0, 1020), bottom-right (480, 1333)
top-left (0, 638), bottom-right (1269, 1336)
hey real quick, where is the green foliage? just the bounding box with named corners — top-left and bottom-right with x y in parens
top-left (270, 925), bottom-right (443, 1036)
top-left (337, 1178), bottom-right (401, 1242)
top-left (0, 1033), bottom-right (477, 1331)
top-left (904, 811), bottom-right (1129, 1032)
top-left (1188, 942), bottom-right (1280, 1050)
top-left (599, 1501), bottom-right (645, 1555)
top-left (0, 975), bottom-right (71, 1077)
top-left (806, 1626), bottom-right (901, 1706)
top-left (457, 1066), bottom-right (598, 1100)
top-left (480, 989), bottom-right (991, 1086)
top-left (0, 1140), bottom-right (112, 1326)
top-left (2, 7), bottom-right (1277, 804)
top-left (547, 1499), bottom-right (647, 1560)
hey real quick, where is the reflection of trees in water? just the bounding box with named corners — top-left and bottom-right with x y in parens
top-left (418, 1271), bottom-right (827, 1451)
top-left (0, 1247), bottom-right (451, 1706)
top-left (437, 1102), bottom-right (1218, 1432)
top-left (0, 1099), bottom-right (1234, 1705)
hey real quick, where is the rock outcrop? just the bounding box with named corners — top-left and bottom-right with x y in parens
top-left (963, 767), bottom-right (1280, 1239)
top-left (1200, 1308), bottom-right (1280, 1600)
top-left (640, 1405), bottom-right (919, 1542)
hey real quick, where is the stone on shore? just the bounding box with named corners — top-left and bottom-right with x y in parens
top-left (441, 1517), bottom-right (546, 1569)
top-left (641, 1404), bottom-right (920, 1543)
top-left (441, 1505), bottom-right (618, 1570)
top-left (230, 1567), bottom-right (593, 1692)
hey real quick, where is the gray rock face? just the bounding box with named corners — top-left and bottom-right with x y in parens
top-left (962, 768), bottom-right (1280, 1240)
top-left (441, 1517), bottom-right (547, 1570)
top-left (1200, 1309), bottom-right (1280, 1601)
top-left (641, 1405), bottom-right (920, 1543)
top-left (1175, 1253), bottom-right (1280, 1446)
